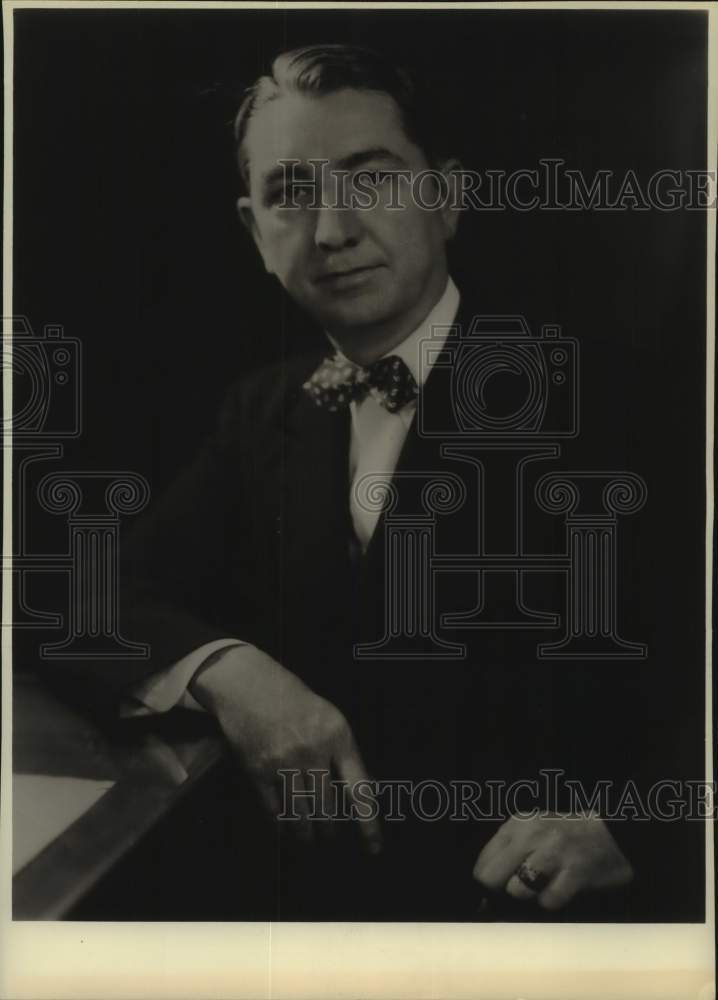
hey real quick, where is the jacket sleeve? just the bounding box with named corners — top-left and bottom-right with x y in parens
top-left (39, 377), bottom-right (256, 714)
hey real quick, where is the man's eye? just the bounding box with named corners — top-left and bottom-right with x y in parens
top-left (284, 184), bottom-right (315, 205)
top-left (352, 170), bottom-right (396, 190)
top-left (358, 170), bottom-right (393, 185)
top-left (266, 184), bottom-right (315, 208)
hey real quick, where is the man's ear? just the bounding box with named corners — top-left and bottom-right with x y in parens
top-left (236, 195), bottom-right (275, 274)
top-left (436, 157), bottom-right (463, 241)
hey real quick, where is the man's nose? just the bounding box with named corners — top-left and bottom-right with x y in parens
top-left (313, 205), bottom-right (361, 252)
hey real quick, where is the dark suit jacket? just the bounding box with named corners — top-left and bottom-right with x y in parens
top-left (48, 297), bottom-right (705, 921)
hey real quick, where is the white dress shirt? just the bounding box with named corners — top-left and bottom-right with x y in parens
top-left (345, 277), bottom-right (460, 549)
top-left (124, 277), bottom-right (461, 716)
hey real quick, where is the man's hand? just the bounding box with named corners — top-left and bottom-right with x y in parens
top-left (189, 646), bottom-right (382, 853)
top-left (473, 813), bottom-right (633, 910)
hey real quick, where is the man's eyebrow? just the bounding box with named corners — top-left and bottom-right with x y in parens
top-left (260, 162), bottom-right (314, 191)
top-left (337, 147), bottom-right (407, 171)
top-left (260, 147), bottom-right (407, 190)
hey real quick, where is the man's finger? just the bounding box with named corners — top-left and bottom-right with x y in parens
top-left (505, 847), bottom-right (563, 901)
top-left (274, 770), bottom-right (315, 843)
top-left (473, 833), bottom-right (531, 891)
top-left (334, 743), bottom-right (383, 855)
top-left (314, 767), bottom-right (339, 841)
top-left (472, 824), bottom-right (513, 872)
top-left (537, 867), bottom-right (586, 911)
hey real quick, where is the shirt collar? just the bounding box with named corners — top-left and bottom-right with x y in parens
top-left (386, 276), bottom-right (460, 387)
top-left (327, 276), bottom-right (461, 388)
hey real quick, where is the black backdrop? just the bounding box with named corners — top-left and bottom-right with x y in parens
top-left (13, 8), bottom-right (707, 483)
top-left (12, 8), bottom-right (709, 886)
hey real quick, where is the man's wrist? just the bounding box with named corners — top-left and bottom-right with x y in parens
top-left (188, 644), bottom-right (272, 713)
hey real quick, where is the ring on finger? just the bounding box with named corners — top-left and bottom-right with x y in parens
top-left (515, 861), bottom-right (551, 893)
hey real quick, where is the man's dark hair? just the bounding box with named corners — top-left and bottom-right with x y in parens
top-left (233, 44), bottom-right (451, 191)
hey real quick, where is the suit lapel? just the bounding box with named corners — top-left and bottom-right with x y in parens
top-left (280, 378), bottom-right (354, 620)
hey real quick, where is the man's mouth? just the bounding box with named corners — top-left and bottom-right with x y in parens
top-left (315, 264), bottom-right (383, 285)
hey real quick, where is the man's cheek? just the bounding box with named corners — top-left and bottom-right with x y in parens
top-left (267, 243), bottom-right (307, 292)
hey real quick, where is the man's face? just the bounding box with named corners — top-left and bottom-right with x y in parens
top-left (238, 88), bottom-right (458, 350)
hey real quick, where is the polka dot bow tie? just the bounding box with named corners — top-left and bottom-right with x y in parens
top-left (303, 353), bottom-right (419, 414)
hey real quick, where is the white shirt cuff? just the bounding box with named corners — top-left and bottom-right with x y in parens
top-left (121, 639), bottom-right (245, 718)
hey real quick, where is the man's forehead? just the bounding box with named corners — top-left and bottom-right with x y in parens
top-left (244, 88), bottom-right (413, 175)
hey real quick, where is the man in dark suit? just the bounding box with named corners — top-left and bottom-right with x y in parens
top-left (93, 44), bottom-right (692, 921)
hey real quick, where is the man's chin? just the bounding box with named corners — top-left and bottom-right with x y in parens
top-left (322, 310), bottom-right (400, 346)
top-left (309, 297), bottom-right (398, 339)
top-left (297, 270), bottom-right (385, 314)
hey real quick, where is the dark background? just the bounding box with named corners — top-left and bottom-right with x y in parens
top-left (13, 7), bottom-right (707, 481)
top-left (12, 7), bottom-right (709, 916)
